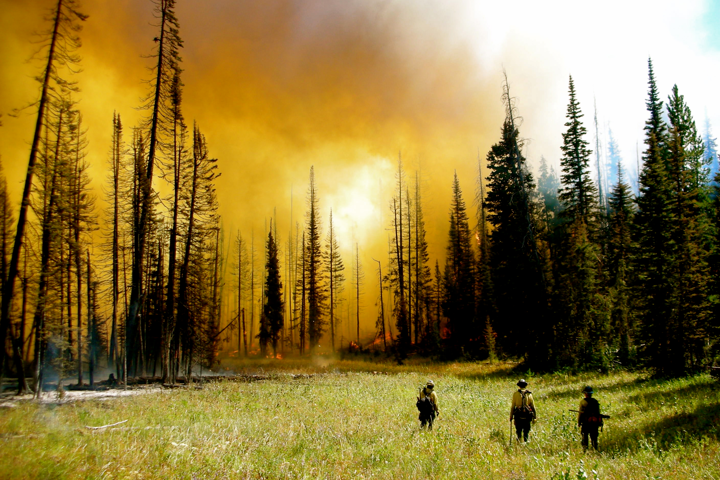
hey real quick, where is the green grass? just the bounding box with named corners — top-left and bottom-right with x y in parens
top-left (1, 360), bottom-right (720, 479)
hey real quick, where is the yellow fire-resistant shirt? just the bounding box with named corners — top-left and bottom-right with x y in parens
top-left (509, 389), bottom-right (536, 420)
top-left (419, 388), bottom-right (439, 413)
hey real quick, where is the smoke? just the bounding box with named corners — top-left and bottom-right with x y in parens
top-left (2, 0), bottom-right (719, 339)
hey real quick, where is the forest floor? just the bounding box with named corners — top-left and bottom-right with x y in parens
top-left (0, 358), bottom-right (719, 479)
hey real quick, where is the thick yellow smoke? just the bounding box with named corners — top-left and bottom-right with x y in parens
top-left (0, 0), bottom-right (517, 342)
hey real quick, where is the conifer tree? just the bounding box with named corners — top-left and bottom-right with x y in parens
top-left (324, 210), bottom-right (345, 352)
top-left (633, 58), bottom-right (676, 375)
top-left (388, 157), bottom-right (410, 355)
top-left (101, 112), bottom-right (129, 373)
top-left (261, 223), bottom-right (283, 357)
top-left (606, 166), bottom-right (635, 364)
top-left (555, 76), bottom-right (607, 368)
top-left (442, 173), bottom-right (476, 356)
top-left (475, 158), bottom-right (496, 359)
top-left (127, 0), bottom-right (183, 376)
top-left (305, 167), bottom-right (326, 352)
top-left (175, 125), bottom-right (219, 377)
top-left (373, 258), bottom-right (386, 351)
top-left (412, 173), bottom-right (432, 348)
top-left (665, 84), bottom-right (712, 371)
top-left (0, 161), bottom-right (14, 327)
top-left (352, 243), bottom-right (364, 347)
top-left (559, 76), bottom-right (597, 225)
top-left (67, 111), bottom-right (95, 384)
top-left (1, 0), bottom-right (87, 393)
top-left (485, 118), bottom-right (547, 362)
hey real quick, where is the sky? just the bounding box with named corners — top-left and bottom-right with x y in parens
top-left (1, 0), bottom-right (720, 343)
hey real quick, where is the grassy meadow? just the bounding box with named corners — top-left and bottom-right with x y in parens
top-left (1, 359), bottom-right (720, 479)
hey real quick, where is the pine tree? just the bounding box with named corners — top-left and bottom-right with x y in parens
top-left (607, 166), bottom-right (635, 365)
top-left (665, 84), bottom-right (712, 372)
top-left (234, 231), bottom-right (250, 356)
top-left (555, 76), bottom-right (607, 369)
top-left (559, 76), bottom-right (597, 225)
top-left (352, 243), bottom-right (364, 347)
top-left (127, 0), bottom-right (183, 376)
top-left (442, 173), bottom-right (476, 357)
top-left (160, 69), bottom-right (189, 381)
top-left (100, 112), bottom-right (130, 374)
top-left (485, 118), bottom-right (547, 362)
top-left (324, 210), bottom-right (344, 352)
top-left (538, 156), bottom-right (561, 218)
top-left (67, 111), bottom-right (95, 385)
top-left (633, 58), bottom-right (676, 376)
top-left (475, 157), bottom-right (496, 360)
top-left (388, 156), bottom-right (410, 355)
top-left (412, 173), bottom-right (432, 350)
top-left (305, 167), bottom-right (326, 352)
top-left (372, 258), bottom-right (386, 351)
top-left (1, 0), bottom-right (87, 394)
top-left (175, 125), bottom-right (219, 377)
top-left (261, 223), bottom-right (283, 357)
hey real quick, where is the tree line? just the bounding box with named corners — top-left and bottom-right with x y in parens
top-left (2, 1), bottom-right (719, 398)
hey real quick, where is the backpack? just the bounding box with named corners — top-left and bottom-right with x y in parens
top-left (514, 390), bottom-right (534, 421)
top-left (416, 388), bottom-right (435, 415)
top-left (582, 397), bottom-right (603, 426)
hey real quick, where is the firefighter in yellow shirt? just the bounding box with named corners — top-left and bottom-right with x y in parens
top-left (417, 380), bottom-right (439, 430)
top-left (509, 379), bottom-right (536, 442)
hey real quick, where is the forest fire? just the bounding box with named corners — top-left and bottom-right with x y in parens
top-left (0, 0), bottom-right (717, 398)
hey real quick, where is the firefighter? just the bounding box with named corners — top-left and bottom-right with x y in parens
top-left (417, 380), bottom-right (439, 430)
top-left (510, 379), bottom-right (536, 443)
top-left (578, 386), bottom-right (603, 450)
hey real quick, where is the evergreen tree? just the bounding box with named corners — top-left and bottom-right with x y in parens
top-left (554, 76), bottom-right (607, 369)
top-left (606, 166), bottom-right (635, 365)
top-left (127, 0), bottom-right (183, 376)
top-left (1, 0), bottom-right (87, 394)
top-left (261, 223), bottom-right (283, 357)
top-left (305, 167), bottom-right (326, 352)
top-left (665, 85), bottom-right (712, 371)
top-left (442, 173), bottom-right (476, 356)
top-left (160, 69), bottom-right (189, 381)
top-left (387, 157), bottom-right (410, 355)
top-left (710, 173), bottom-right (720, 357)
top-left (0, 161), bottom-right (13, 319)
top-left (633, 58), bottom-right (676, 376)
top-left (485, 119), bottom-right (547, 361)
top-left (175, 125), bottom-right (219, 377)
top-left (538, 156), bottom-right (561, 216)
top-left (324, 210), bottom-right (344, 352)
top-left (559, 76), bottom-right (597, 225)
top-left (412, 173), bottom-right (433, 351)
top-left (475, 158), bottom-right (496, 360)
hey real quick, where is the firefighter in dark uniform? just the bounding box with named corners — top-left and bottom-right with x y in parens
top-left (578, 386), bottom-right (603, 450)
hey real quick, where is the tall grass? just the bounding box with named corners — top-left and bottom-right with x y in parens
top-left (1, 361), bottom-right (719, 479)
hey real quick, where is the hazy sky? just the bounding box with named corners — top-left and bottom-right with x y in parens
top-left (1, 0), bottom-right (719, 341)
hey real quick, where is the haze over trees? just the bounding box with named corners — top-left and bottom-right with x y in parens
top-left (1, 0), bottom-right (719, 395)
